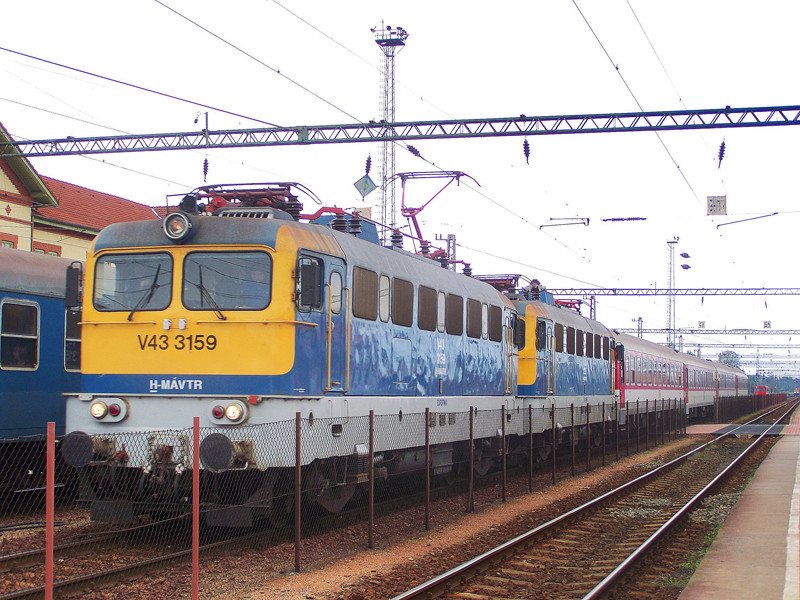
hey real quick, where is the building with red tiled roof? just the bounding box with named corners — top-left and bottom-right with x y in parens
top-left (1, 121), bottom-right (159, 260)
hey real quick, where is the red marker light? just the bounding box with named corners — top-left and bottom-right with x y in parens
top-left (108, 403), bottom-right (121, 417)
top-left (212, 405), bottom-right (225, 419)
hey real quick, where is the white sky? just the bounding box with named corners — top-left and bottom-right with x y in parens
top-left (2, 0), bottom-right (799, 376)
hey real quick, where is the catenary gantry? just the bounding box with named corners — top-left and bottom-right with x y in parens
top-left (2, 104), bottom-right (799, 157)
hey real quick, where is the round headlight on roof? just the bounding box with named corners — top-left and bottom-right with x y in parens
top-left (163, 212), bottom-right (194, 242)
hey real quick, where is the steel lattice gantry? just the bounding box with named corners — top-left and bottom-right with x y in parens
top-left (546, 288), bottom-right (800, 296)
top-left (614, 328), bottom-right (800, 335)
top-left (2, 105), bottom-right (800, 157)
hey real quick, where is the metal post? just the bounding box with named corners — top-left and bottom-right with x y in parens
top-left (636, 400), bottom-right (640, 453)
top-left (586, 404), bottom-right (591, 471)
top-left (369, 410), bottom-right (375, 547)
top-left (626, 402), bottom-right (630, 457)
top-left (602, 402), bottom-right (606, 467)
top-left (528, 405), bottom-right (533, 494)
top-left (551, 403), bottom-right (556, 485)
top-left (645, 399), bottom-right (649, 450)
top-left (501, 405), bottom-right (507, 502)
top-left (570, 404), bottom-right (575, 477)
top-left (614, 403), bottom-right (619, 461)
top-left (425, 407), bottom-right (431, 530)
top-left (192, 417), bottom-right (200, 600)
top-left (295, 412), bottom-right (301, 573)
top-left (469, 407), bottom-right (475, 513)
top-left (45, 422), bottom-right (55, 600)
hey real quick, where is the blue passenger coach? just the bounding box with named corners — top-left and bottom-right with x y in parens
top-left (0, 246), bottom-right (81, 492)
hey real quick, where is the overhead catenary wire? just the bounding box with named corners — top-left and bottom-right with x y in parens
top-left (0, 46), bottom-right (281, 127)
top-left (153, 0), bottom-right (362, 124)
top-left (571, 0), bottom-right (700, 204)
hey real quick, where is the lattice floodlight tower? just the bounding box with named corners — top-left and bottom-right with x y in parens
top-left (371, 23), bottom-right (408, 244)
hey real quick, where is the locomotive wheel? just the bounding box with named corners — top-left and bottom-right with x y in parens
top-left (304, 460), bottom-right (355, 514)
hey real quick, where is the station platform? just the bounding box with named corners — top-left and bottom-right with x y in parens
top-left (679, 415), bottom-right (800, 600)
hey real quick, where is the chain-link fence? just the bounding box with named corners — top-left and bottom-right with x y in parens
top-left (2, 392), bottom-right (786, 599)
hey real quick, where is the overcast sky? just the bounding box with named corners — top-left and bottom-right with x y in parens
top-left (3, 0), bottom-right (799, 375)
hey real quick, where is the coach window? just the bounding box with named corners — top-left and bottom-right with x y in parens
top-left (379, 275), bottom-right (390, 322)
top-left (1, 301), bottom-right (38, 370)
top-left (488, 305), bottom-right (502, 342)
top-left (555, 323), bottom-right (564, 352)
top-left (418, 285), bottom-right (436, 331)
top-left (329, 272), bottom-right (343, 314)
top-left (595, 335), bottom-right (602, 359)
top-left (586, 333), bottom-right (594, 358)
top-left (466, 299), bottom-right (482, 338)
top-left (65, 308), bottom-right (81, 372)
top-left (436, 292), bottom-right (446, 332)
top-left (353, 267), bottom-right (378, 320)
top-left (446, 294), bottom-right (463, 336)
top-left (566, 327), bottom-right (575, 355)
top-left (392, 278), bottom-right (413, 327)
top-left (576, 330), bottom-right (584, 356)
top-left (95, 252), bottom-right (172, 312)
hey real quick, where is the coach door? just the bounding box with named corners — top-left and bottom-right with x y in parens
top-left (325, 259), bottom-right (348, 393)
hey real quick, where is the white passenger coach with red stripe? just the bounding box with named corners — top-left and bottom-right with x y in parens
top-left (614, 332), bottom-right (747, 418)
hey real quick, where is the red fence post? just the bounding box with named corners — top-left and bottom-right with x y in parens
top-left (551, 403), bottom-right (556, 485)
top-left (468, 407), bottom-right (475, 512)
top-left (369, 410), bottom-right (375, 548)
top-left (570, 404), bottom-right (575, 477)
top-left (502, 405), bottom-right (507, 502)
top-left (192, 417), bottom-right (200, 600)
top-left (425, 408), bottom-right (431, 530)
top-left (528, 405), bottom-right (533, 494)
top-left (45, 422), bottom-right (55, 600)
top-left (295, 413), bottom-right (301, 572)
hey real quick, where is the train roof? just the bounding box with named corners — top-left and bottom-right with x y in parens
top-left (92, 213), bottom-right (514, 309)
top-left (615, 331), bottom-right (746, 376)
top-left (0, 246), bottom-right (76, 298)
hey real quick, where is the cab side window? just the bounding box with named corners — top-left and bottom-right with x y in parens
top-left (297, 256), bottom-right (323, 310)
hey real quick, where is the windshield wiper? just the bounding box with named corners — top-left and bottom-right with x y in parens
top-left (127, 264), bottom-right (162, 321)
top-left (196, 266), bottom-right (227, 320)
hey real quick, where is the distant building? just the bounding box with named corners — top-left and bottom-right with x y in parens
top-left (0, 121), bottom-right (158, 260)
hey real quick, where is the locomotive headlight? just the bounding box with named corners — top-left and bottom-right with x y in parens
top-left (90, 401), bottom-right (109, 419)
top-left (162, 212), bottom-right (194, 242)
top-left (225, 403), bottom-right (243, 422)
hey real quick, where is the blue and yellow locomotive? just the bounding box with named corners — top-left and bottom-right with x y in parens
top-left (62, 184), bottom-right (522, 523)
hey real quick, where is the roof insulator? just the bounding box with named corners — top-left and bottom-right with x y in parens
top-left (718, 140), bottom-right (726, 168)
top-left (391, 229), bottom-right (403, 248)
top-left (348, 215), bottom-right (362, 236)
top-left (331, 215), bottom-right (348, 232)
top-left (523, 139), bottom-right (530, 165)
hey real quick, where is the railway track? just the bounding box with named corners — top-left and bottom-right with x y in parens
top-left (391, 401), bottom-right (797, 600)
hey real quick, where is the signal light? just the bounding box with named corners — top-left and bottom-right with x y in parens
top-left (212, 405), bottom-right (225, 419)
top-left (108, 403), bottom-right (121, 417)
